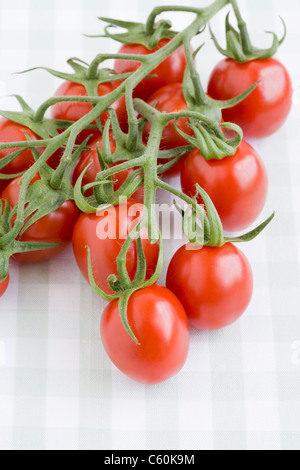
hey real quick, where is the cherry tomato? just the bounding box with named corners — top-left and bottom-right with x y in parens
top-left (207, 58), bottom-right (292, 139)
top-left (72, 135), bottom-right (144, 202)
top-left (114, 39), bottom-right (187, 100)
top-left (166, 243), bottom-right (253, 331)
top-left (101, 285), bottom-right (190, 384)
top-left (181, 140), bottom-right (268, 232)
top-left (142, 83), bottom-right (193, 176)
top-left (144, 83), bottom-right (192, 148)
top-left (0, 179), bottom-right (9, 194)
top-left (72, 199), bottom-right (159, 295)
top-left (2, 176), bottom-right (80, 263)
top-left (51, 80), bottom-right (128, 141)
top-left (0, 118), bottom-right (38, 176)
top-left (0, 275), bottom-right (9, 298)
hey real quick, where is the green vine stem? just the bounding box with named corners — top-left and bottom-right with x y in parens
top-left (230, 0), bottom-right (253, 54)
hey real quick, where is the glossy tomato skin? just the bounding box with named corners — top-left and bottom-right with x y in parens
top-left (0, 179), bottom-right (9, 194)
top-left (143, 83), bottom-right (191, 149)
top-left (101, 285), bottom-right (190, 384)
top-left (208, 58), bottom-right (292, 139)
top-left (0, 118), bottom-right (38, 175)
top-left (72, 199), bottom-right (159, 295)
top-left (114, 39), bottom-right (187, 100)
top-left (142, 83), bottom-right (193, 176)
top-left (181, 140), bottom-right (268, 232)
top-left (2, 177), bottom-right (80, 263)
top-left (0, 275), bottom-right (9, 298)
top-left (72, 135), bottom-right (144, 202)
top-left (166, 243), bottom-right (253, 331)
top-left (51, 80), bottom-right (128, 141)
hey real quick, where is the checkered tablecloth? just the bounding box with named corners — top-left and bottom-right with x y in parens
top-left (0, 0), bottom-right (300, 451)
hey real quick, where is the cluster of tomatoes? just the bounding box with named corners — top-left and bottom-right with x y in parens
top-left (0, 7), bottom-right (293, 385)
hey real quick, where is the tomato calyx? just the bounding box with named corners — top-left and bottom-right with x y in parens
top-left (87, 223), bottom-right (164, 344)
top-left (94, 17), bottom-right (177, 50)
top-left (19, 57), bottom-right (132, 96)
top-left (135, 97), bottom-right (243, 161)
top-left (0, 94), bottom-right (81, 143)
top-left (0, 199), bottom-right (61, 281)
top-left (6, 138), bottom-right (88, 241)
top-left (73, 115), bottom-right (193, 213)
top-left (210, 12), bottom-right (286, 63)
top-left (175, 182), bottom-right (275, 248)
top-left (182, 42), bottom-right (259, 125)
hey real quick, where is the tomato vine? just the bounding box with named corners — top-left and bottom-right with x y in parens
top-left (0, 0), bottom-right (286, 350)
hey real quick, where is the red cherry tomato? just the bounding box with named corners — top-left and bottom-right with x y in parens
top-left (51, 80), bottom-right (128, 141)
top-left (101, 285), bottom-right (190, 384)
top-left (72, 135), bottom-right (144, 202)
top-left (72, 199), bottom-right (159, 295)
top-left (207, 58), bottom-right (292, 139)
top-left (0, 179), bottom-right (9, 194)
top-left (143, 83), bottom-right (193, 176)
top-left (144, 83), bottom-right (192, 149)
top-left (114, 39), bottom-right (187, 100)
top-left (166, 243), bottom-right (253, 331)
top-left (2, 176), bottom-right (80, 263)
top-left (0, 118), bottom-right (38, 175)
top-left (0, 275), bottom-right (9, 298)
top-left (181, 140), bottom-right (268, 232)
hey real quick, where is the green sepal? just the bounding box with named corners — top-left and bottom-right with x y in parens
top-left (12, 240), bottom-right (63, 253)
top-left (0, 207), bottom-right (63, 281)
top-left (157, 151), bottom-right (189, 175)
top-left (50, 137), bottom-right (91, 194)
top-left (86, 246), bottom-right (117, 301)
top-left (18, 59), bottom-right (132, 92)
top-left (103, 109), bottom-right (147, 166)
top-left (118, 292), bottom-right (140, 344)
top-left (0, 95), bottom-right (62, 139)
top-left (157, 145), bottom-right (193, 161)
top-left (0, 250), bottom-right (11, 281)
top-left (94, 142), bottom-right (115, 203)
top-left (210, 14), bottom-right (287, 63)
top-left (107, 274), bottom-right (123, 293)
top-left (174, 199), bottom-right (205, 247)
top-left (96, 17), bottom-right (177, 49)
top-left (174, 118), bottom-right (243, 160)
top-left (182, 40), bottom-right (259, 122)
top-left (0, 148), bottom-right (29, 172)
top-left (196, 184), bottom-right (224, 247)
top-left (17, 179), bottom-right (67, 236)
top-left (133, 235), bottom-right (147, 285)
top-left (224, 212), bottom-right (275, 243)
top-left (73, 163), bottom-right (113, 214)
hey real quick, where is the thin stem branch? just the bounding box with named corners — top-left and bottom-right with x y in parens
top-left (230, 0), bottom-right (253, 54)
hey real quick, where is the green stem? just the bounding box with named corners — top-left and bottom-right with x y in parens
top-left (125, 86), bottom-right (139, 153)
top-left (155, 178), bottom-right (210, 241)
top-left (97, 156), bottom-right (145, 181)
top-left (87, 53), bottom-right (148, 79)
top-left (146, 0), bottom-right (230, 35)
top-left (146, 6), bottom-right (203, 35)
top-left (116, 216), bottom-right (147, 290)
top-left (230, 0), bottom-right (253, 54)
top-left (143, 122), bottom-right (163, 244)
top-left (34, 96), bottom-right (110, 123)
top-left (183, 36), bottom-right (206, 104)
